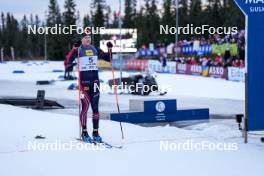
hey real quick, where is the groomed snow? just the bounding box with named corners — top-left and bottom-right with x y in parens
top-left (0, 61), bottom-right (261, 176)
top-left (0, 104), bottom-right (263, 176)
top-left (0, 61), bottom-right (245, 100)
top-left (0, 61), bottom-right (245, 116)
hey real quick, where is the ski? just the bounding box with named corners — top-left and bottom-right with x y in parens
top-left (159, 91), bottom-right (167, 96)
top-left (96, 141), bottom-right (123, 149)
top-left (75, 138), bottom-right (97, 145)
top-left (76, 138), bottom-right (122, 149)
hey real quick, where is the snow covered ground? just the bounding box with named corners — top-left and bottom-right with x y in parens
top-left (0, 61), bottom-right (263, 176)
top-left (0, 61), bottom-right (245, 101)
top-left (1, 104), bottom-right (264, 176)
top-left (0, 61), bottom-right (244, 116)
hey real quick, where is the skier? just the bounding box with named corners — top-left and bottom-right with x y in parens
top-left (64, 41), bottom-right (81, 80)
top-left (77, 33), bottom-right (113, 143)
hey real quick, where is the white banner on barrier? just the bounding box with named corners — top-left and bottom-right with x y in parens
top-left (148, 60), bottom-right (176, 74)
top-left (228, 67), bottom-right (245, 82)
top-left (164, 62), bottom-right (176, 74)
top-left (148, 60), bottom-right (161, 72)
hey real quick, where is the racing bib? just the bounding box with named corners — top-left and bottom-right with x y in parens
top-left (79, 56), bottom-right (98, 71)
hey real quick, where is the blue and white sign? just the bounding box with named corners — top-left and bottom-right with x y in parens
top-left (110, 99), bottom-right (209, 123)
top-left (228, 67), bottom-right (245, 82)
top-left (234, 0), bottom-right (264, 130)
top-left (155, 101), bottom-right (166, 112)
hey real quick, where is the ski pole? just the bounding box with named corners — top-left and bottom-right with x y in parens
top-left (109, 47), bottom-right (124, 139)
top-left (77, 49), bottom-right (82, 140)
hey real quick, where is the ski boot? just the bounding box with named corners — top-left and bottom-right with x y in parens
top-left (81, 130), bottom-right (93, 143)
top-left (92, 129), bottom-right (102, 143)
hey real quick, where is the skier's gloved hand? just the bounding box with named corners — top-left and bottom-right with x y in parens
top-left (107, 42), bottom-right (113, 48)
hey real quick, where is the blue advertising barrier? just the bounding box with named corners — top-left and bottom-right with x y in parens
top-left (52, 69), bottom-right (64, 73)
top-left (12, 70), bottom-right (25, 74)
top-left (138, 45), bottom-right (212, 57)
top-left (234, 0), bottom-right (264, 131)
top-left (67, 83), bottom-right (78, 90)
top-left (58, 75), bottom-right (65, 79)
top-left (110, 99), bottom-right (209, 123)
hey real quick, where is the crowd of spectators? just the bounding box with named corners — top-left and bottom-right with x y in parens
top-left (175, 54), bottom-right (245, 68)
top-left (159, 31), bottom-right (246, 68)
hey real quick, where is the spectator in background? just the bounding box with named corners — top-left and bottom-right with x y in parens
top-left (224, 58), bottom-right (233, 68)
top-left (215, 53), bottom-right (224, 66)
top-left (207, 58), bottom-right (213, 66)
top-left (238, 31), bottom-right (245, 61)
top-left (216, 53), bottom-right (223, 63)
top-left (201, 57), bottom-right (209, 66)
top-left (138, 30), bottom-right (246, 69)
top-left (190, 57), bottom-right (197, 65)
top-left (186, 57), bottom-right (191, 64)
top-left (224, 48), bottom-right (231, 62)
top-left (240, 60), bottom-right (245, 68)
top-left (176, 57), bottom-right (184, 63)
top-left (233, 59), bottom-right (240, 67)
top-left (64, 41), bottom-right (81, 80)
top-left (239, 45), bottom-right (245, 61)
top-left (160, 53), bottom-right (167, 71)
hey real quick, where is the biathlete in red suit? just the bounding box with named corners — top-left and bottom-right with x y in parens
top-left (77, 34), bottom-right (113, 143)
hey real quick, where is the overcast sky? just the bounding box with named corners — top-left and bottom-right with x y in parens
top-left (0, 0), bottom-right (150, 21)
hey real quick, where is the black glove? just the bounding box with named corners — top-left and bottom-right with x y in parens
top-left (107, 42), bottom-right (113, 48)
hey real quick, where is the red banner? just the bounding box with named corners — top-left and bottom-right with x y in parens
top-left (127, 60), bottom-right (148, 71)
top-left (176, 63), bottom-right (202, 75)
top-left (189, 65), bottom-right (202, 75)
top-left (176, 63), bottom-right (188, 74)
top-left (208, 66), bottom-right (228, 79)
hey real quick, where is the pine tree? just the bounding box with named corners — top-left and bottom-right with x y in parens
top-left (189, 0), bottom-right (202, 26)
top-left (83, 14), bottom-right (91, 28)
top-left (16, 15), bottom-right (31, 58)
top-left (28, 14), bottom-right (36, 57)
top-left (91, 0), bottom-right (105, 47)
top-left (161, 0), bottom-right (174, 44)
top-left (0, 25), bottom-right (2, 48)
top-left (135, 0), bottom-right (160, 47)
top-left (63, 0), bottom-right (77, 50)
top-left (222, 0), bottom-right (244, 30)
top-left (123, 0), bottom-right (137, 28)
top-left (0, 13), bottom-right (5, 48)
top-left (135, 7), bottom-right (145, 47)
top-left (6, 13), bottom-right (19, 58)
top-left (47, 0), bottom-right (64, 60)
top-left (47, 0), bottom-right (61, 25)
top-left (203, 0), bottom-right (222, 28)
top-left (1, 13), bottom-right (5, 30)
top-left (34, 15), bottom-right (44, 57)
top-left (105, 6), bottom-right (111, 27)
top-left (145, 0), bottom-right (160, 45)
top-left (177, 0), bottom-right (189, 40)
top-left (112, 11), bottom-right (119, 28)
